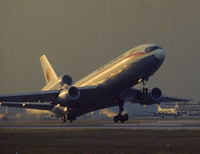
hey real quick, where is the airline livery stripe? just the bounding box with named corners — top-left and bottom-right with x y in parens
top-left (77, 52), bottom-right (147, 86)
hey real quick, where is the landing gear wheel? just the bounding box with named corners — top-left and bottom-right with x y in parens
top-left (113, 114), bottom-right (129, 123)
top-left (113, 99), bottom-right (129, 123)
top-left (113, 116), bottom-right (119, 123)
top-left (124, 114), bottom-right (129, 121)
top-left (61, 115), bottom-right (66, 123)
top-left (120, 116), bottom-right (125, 123)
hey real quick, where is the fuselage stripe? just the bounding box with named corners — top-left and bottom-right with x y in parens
top-left (76, 52), bottom-right (147, 86)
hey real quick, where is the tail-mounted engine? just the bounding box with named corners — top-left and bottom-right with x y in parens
top-left (61, 75), bottom-right (73, 86)
top-left (138, 87), bottom-right (162, 105)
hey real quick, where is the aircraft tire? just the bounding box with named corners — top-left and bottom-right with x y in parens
top-left (119, 115), bottom-right (126, 123)
top-left (120, 119), bottom-right (125, 123)
top-left (124, 114), bottom-right (129, 121)
top-left (113, 116), bottom-right (119, 123)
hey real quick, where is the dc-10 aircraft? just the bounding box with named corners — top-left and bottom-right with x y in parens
top-left (0, 43), bottom-right (192, 123)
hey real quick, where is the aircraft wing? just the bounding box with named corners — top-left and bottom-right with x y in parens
top-left (120, 88), bottom-right (192, 103)
top-left (0, 85), bottom-right (97, 104)
top-left (161, 96), bottom-right (193, 102)
top-left (0, 86), bottom-right (97, 111)
top-left (0, 90), bottom-right (60, 102)
top-left (0, 102), bottom-right (53, 110)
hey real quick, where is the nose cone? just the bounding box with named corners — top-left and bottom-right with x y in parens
top-left (154, 49), bottom-right (165, 60)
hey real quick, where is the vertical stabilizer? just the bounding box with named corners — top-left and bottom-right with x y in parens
top-left (40, 55), bottom-right (58, 84)
top-left (157, 105), bottom-right (161, 112)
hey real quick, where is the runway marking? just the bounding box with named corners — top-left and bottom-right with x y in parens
top-left (1, 123), bottom-right (200, 129)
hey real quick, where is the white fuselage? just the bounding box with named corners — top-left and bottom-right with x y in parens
top-left (63, 43), bottom-right (165, 116)
top-left (74, 44), bottom-right (165, 88)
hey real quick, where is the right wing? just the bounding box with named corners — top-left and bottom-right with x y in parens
top-left (0, 90), bottom-right (60, 102)
top-left (0, 88), bottom-right (59, 110)
top-left (0, 85), bottom-right (97, 109)
top-left (0, 102), bottom-right (53, 110)
top-left (0, 85), bottom-right (97, 103)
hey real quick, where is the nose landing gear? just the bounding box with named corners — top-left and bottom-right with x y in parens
top-left (141, 79), bottom-right (149, 94)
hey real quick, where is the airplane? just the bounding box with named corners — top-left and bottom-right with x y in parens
top-left (0, 43), bottom-right (192, 123)
top-left (153, 104), bottom-right (180, 118)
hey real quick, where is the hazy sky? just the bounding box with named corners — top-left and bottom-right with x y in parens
top-left (0, 0), bottom-right (200, 101)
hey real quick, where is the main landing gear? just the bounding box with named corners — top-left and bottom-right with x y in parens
top-left (61, 113), bottom-right (76, 123)
top-left (61, 114), bottom-right (67, 123)
top-left (113, 100), bottom-right (129, 123)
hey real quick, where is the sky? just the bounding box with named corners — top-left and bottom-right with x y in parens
top-left (0, 0), bottom-right (200, 102)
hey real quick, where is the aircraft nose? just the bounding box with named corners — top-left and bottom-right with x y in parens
top-left (154, 49), bottom-right (165, 60)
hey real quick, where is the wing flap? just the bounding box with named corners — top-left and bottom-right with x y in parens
top-left (0, 102), bottom-right (54, 110)
top-left (0, 90), bottom-right (60, 102)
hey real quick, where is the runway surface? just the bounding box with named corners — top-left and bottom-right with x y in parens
top-left (1, 119), bottom-right (200, 129)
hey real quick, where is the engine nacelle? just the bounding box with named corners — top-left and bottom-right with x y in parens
top-left (139, 87), bottom-right (162, 105)
top-left (58, 86), bottom-right (80, 103)
top-left (61, 75), bottom-right (73, 86)
top-left (68, 86), bottom-right (80, 100)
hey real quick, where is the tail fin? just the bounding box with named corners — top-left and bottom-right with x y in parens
top-left (157, 105), bottom-right (161, 111)
top-left (175, 102), bottom-right (179, 108)
top-left (40, 55), bottom-right (58, 84)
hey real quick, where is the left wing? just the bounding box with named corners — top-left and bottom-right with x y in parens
top-left (120, 88), bottom-right (192, 103)
top-left (161, 96), bottom-right (193, 102)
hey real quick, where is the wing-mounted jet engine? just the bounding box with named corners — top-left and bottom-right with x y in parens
top-left (114, 87), bottom-right (162, 123)
top-left (137, 87), bottom-right (162, 105)
top-left (58, 86), bottom-right (80, 102)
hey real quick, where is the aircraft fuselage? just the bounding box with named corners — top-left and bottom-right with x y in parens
top-left (66, 43), bottom-right (165, 117)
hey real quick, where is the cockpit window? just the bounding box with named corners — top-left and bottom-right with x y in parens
top-left (145, 46), bottom-right (162, 53)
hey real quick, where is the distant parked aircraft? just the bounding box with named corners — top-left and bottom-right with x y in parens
top-left (153, 104), bottom-right (180, 118)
